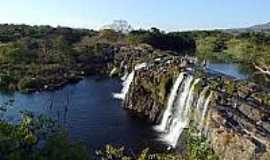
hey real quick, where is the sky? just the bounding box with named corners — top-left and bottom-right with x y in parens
top-left (0, 0), bottom-right (269, 31)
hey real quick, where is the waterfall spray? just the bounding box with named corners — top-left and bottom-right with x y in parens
top-left (113, 63), bottom-right (147, 100)
top-left (109, 68), bottom-right (117, 77)
top-left (162, 76), bottom-right (196, 147)
top-left (183, 78), bottom-right (201, 124)
top-left (154, 72), bottom-right (185, 132)
top-left (155, 74), bottom-right (214, 148)
top-left (113, 71), bottom-right (135, 100)
top-left (199, 91), bottom-right (213, 134)
top-left (196, 87), bottom-right (209, 114)
top-left (121, 72), bottom-right (128, 81)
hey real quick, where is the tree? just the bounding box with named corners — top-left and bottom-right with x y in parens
top-left (99, 29), bottom-right (122, 42)
top-left (101, 20), bottom-right (133, 33)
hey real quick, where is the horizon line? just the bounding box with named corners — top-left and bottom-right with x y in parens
top-left (0, 21), bottom-right (268, 32)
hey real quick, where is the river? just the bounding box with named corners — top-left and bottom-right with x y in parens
top-left (0, 76), bottom-right (163, 153)
top-left (0, 63), bottom-right (247, 153)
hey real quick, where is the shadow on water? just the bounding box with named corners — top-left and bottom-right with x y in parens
top-left (0, 76), bottom-right (166, 153)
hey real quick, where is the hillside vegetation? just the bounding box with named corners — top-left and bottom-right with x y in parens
top-left (0, 24), bottom-right (269, 91)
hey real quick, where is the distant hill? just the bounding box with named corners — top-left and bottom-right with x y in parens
top-left (225, 22), bottom-right (270, 34)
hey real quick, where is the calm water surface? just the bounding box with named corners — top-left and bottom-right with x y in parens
top-left (207, 63), bottom-right (249, 80)
top-left (0, 76), bottom-right (164, 152)
top-left (0, 64), bottom-right (243, 152)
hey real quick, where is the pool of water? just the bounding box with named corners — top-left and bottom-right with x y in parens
top-left (0, 76), bottom-right (164, 153)
top-left (207, 63), bottom-right (249, 80)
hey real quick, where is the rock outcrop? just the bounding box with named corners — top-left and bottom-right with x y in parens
top-left (122, 56), bottom-right (270, 160)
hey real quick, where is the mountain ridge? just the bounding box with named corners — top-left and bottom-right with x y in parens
top-left (225, 22), bottom-right (270, 33)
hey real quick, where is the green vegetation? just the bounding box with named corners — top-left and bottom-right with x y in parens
top-left (0, 112), bottom-right (89, 160)
top-left (0, 24), bottom-right (196, 92)
top-left (0, 24), bottom-right (269, 90)
top-left (127, 28), bottom-right (196, 54)
top-left (194, 31), bottom-right (270, 86)
top-left (0, 23), bottom-right (269, 159)
top-left (195, 31), bottom-right (270, 65)
top-left (96, 145), bottom-right (181, 160)
top-left (96, 127), bottom-right (218, 160)
top-left (183, 128), bottom-right (219, 160)
top-left (0, 105), bottom-right (218, 159)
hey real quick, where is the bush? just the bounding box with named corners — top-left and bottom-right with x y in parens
top-left (0, 112), bottom-right (90, 160)
top-left (184, 128), bottom-right (219, 160)
top-left (17, 77), bottom-right (42, 91)
top-left (127, 28), bottom-right (196, 55)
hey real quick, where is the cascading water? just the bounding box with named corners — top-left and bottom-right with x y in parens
top-left (154, 72), bottom-right (186, 132)
top-left (196, 87), bottom-right (209, 114)
top-left (161, 76), bottom-right (199, 147)
top-left (109, 68), bottom-right (117, 77)
top-left (183, 78), bottom-right (201, 124)
top-left (113, 63), bottom-right (147, 100)
top-left (134, 63), bottom-right (147, 70)
top-left (115, 61), bottom-right (213, 148)
top-left (154, 72), bottom-right (215, 148)
top-left (121, 72), bottom-right (128, 81)
top-left (113, 71), bottom-right (135, 100)
top-left (199, 91), bottom-right (213, 134)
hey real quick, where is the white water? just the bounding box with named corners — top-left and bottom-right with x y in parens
top-left (199, 91), bottom-right (213, 134)
top-left (113, 71), bottom-right (135, 100)
top-left (113, 63), bottom-right (147, 100)
top-left (135, 63), bottom-right (147, 70)
top-left (161, 76), bottom-right (196, 147)
top-left (120, 72), bottom-right (128, 81)
top-left (109, 68), bottom-right (117, 77)
top-left (196, 87), bottom-right (209, 112)
top-left (154, 72), bottom-right (185, 132)
top-left (155, 73), bottom-right (214, 148)
top-left (184, 78), bottom-right (201, 124)
top-left (114, 61), bottom-right (214, 148)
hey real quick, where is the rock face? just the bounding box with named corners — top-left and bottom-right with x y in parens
top-left (124, 56), bottom-right (194, 122)
top-left (205, 90), bottom-right (270, 160)
top-left (122, 56), bottom-right (270, 160)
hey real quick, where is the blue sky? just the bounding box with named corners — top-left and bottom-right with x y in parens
top-left (0, 0), bottom-right (269, 31)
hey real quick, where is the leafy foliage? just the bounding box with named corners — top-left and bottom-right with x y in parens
top-left (96, 127), bottom-right (219, 160)
top-left (127, 28), bottom-right (196, 54)
top-left (185, 130), bottom-right (218, 160)
top-left (96, 145), bottom-right (181, 160)
top-left (0, 112), bottom-right (89, 160)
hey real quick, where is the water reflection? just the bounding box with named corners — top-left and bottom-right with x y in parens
top-left (0, 76), bottom-right (162, 152)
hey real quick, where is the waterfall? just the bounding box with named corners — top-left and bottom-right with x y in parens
top-left (121, 72), bottom-right (128, 81)
top-left (196, 87), bottom-right (209, 112)
top-left (162, 76), bottom-right (198, 147)
top-left (113, 63), bottom-right (147, 100)
top-left (155, 73), bottom-right (201, 147)
top-left (184, 78), bottom-right (201, 124)
top-left (134, 63), bottom-right (147, 70)
top-left (109, 68), bottom-right (117, 77)
top-left (154, 72), bottom-right (186, 132)
top-left (199, 91), bottom-right (213, 134)
top-left (113, 71), bottom-right (135, 100)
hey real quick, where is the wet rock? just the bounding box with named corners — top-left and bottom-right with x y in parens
top-left (116, 50), bottom-right (270, 159)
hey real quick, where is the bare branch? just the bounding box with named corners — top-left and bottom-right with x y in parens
top-left (253, 63), bottom-right (270, 76)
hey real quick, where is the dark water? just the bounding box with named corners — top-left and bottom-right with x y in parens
top-left (0, 76), bottom-right (164, 153)
top-left (207, 63), bottom-right (249, 80)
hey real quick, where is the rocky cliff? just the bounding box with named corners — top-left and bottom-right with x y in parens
top-left (121, 56), bottom-right (270, 160)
